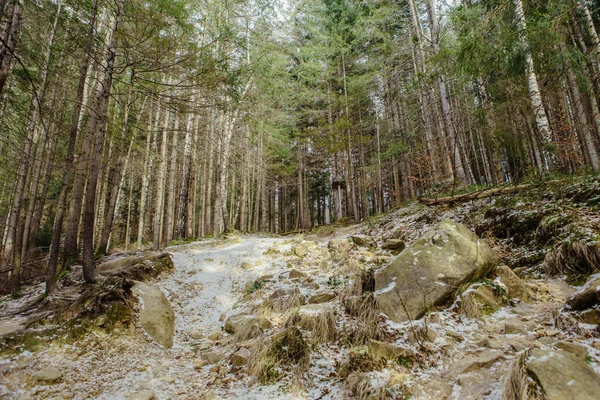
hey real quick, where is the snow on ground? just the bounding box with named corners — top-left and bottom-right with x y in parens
top-left (2, 230), bottom-right (600, 400)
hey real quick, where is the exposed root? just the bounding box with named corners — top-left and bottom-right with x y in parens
top-left (502, 351), bottom-right (545, 400)
top-left (543, 240), bottom-right (600, 277)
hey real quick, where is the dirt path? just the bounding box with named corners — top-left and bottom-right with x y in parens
top-left (0, 236), bottom-right (301, 400)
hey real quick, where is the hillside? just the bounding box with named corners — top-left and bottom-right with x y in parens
top-left (1, 178), bottom-right (599, 399)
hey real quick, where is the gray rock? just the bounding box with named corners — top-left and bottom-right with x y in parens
top-left (289, 269), bottom-right (307, 280)
top-left (224, 313), bottom-right (257, 334)
top-left (292, 243), bottom-right (308, 257)
top-left (232, 348), bottom-right (251, 367)
top-left (495, 265), bottom-right (528, 301)
top-left (240, 262), bottom-right (254, 270)
top-left (133, 282), bottom-right (175, 348)
top-left (126, 390), bottom-right (155, 400)
top-left (327, 238), bottom-right (353, 252)
top-left (374, 219), bottom-right (499, 322)
top-left (447, 350), bottom-right (504, 379)
top-left (0, 322), bottom-right (25, 337)
top-left (505, 320), bottom-right (536, 335)
top-left (201, 350), bottom-right (226, 364)
top-left (382, 239), bottom-right (406, 252)
top-left (554, 341), bottom-right (589, 360)
top-left (566, 273), bottom-right (600, 311)
top-left (309, 292), bottom-right (336, 304)
top-left (368, 339), bottom-right (407, 359)
top-left (32, 366), bottom-right (62, 382)
top-left (351, 234), bottom-right (376, 249)
top-left (525, 349), bottom-right (600, 400)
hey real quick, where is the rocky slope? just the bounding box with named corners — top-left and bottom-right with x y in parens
top-left (1, 178), bottom-right (600, 399)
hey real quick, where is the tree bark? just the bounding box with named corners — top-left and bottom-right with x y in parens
top-left (513, 0), bottom-right (552, 171)
top-left (82, 0), bottom-right (124, 283)
top-left (46, 0), bottom-right (99, 294)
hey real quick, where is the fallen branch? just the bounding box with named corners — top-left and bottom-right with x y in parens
top-left (419, 184), bottom-right (530, 206)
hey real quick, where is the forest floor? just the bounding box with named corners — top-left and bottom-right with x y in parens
top-left (1, 177), bottom-right (600, 399)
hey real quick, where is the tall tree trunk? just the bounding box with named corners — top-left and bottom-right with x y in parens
top-left (46, 0), bottom-right (99, 294)
top-left (177, 115), bottom-right (193, 238)
top-left (82, 0), bottom-right (124, 283)
top-left (19, 1), bottom-right (63, 263)
top-left (153, 102), bottom-right (170, 249)
top-left (137, 100), bottom-right (159, 249)
top-left (97, 78), bottom-right (136, 255)
top-left (163, 115), bottom-right (179, 245)
top-left (0, 0), bottom-right (22, 96)
top-left (566, 63), bottom-right (600, 169)
top-left (513, 0), bottom-right (552, 171)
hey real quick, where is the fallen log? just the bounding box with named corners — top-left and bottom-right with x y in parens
top-left (419, 184), bottom-right (530, 206)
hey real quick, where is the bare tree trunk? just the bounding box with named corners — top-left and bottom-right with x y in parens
top-left (513, 0), bottom-right (552, 171)
top-left (20, 1), bottom-right (63, 262)
top-left (82, 0), bottom-right (124, 283)
top-left (177, 114), bottom-right (193, 238)
top-left (153, 101), bottom-right (170, 249)
top-left (96, 74), bottom-right (135, 256)
top-left (163, 115), bottom-right (179, 245)
top-left (0, 0), bottom-right (22, 96)
top-left (566, 64), bottom-right (600, 169)
top-left (137, 100), bottom-right (159, 249)
top-left (46, 0), bottom-right (99, 294)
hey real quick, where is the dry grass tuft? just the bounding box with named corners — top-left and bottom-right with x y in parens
top-left (343, 293), bottom-right (388, 345)
top-left (233, 322), bottom-right (263, 342)
top-left (344, 372), bottom-right (393, 400)
top-left (543, 240), bottom-right (600, 277)
top-left (284, 307), bottom-right (338, 344)
top-left (248, 327), bottom-right (310, 386)
top-left (459, 291), bottom-right (485, 319)
top-left (254, 289), bottom-right (307, 318)
top-left (338, 347), bottom-right (387, 379)
top-left (501, 351), bottom-right (545, 400)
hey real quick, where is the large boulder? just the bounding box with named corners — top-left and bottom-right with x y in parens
top-left (374, 219), bottom-right (499, 322)
top-left (525, 349), bottom-right (600, 400)
top-left (132, 282), bottom-right (175, 348)
top-left (566, 273), bottom-right (600, 311)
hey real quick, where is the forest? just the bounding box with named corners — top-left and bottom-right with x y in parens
top-left (2, 1), bottom-right (600, 399)
top-left (0, 0), bottom-right (599, 294)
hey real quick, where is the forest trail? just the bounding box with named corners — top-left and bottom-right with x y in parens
top-left (165, 236), bottom-right (287, 348)
top-left (0, 236), bottom-right (306, 399)
top-left (3, 192), bottom-right (600, 399)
